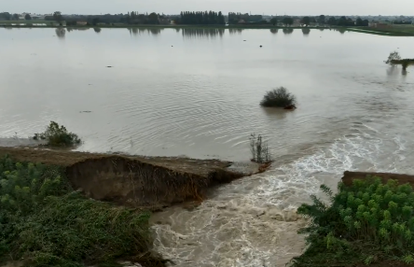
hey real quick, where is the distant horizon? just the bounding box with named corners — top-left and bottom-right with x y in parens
top-left (2, 0), bottom-right (414, 17)
top-left (2, 11), bottom-right (414, 17)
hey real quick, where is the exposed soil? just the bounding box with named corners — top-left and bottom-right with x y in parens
top-left (342, 171), bottom-right (414, 187)
top-left (0, 147), bottom-right (262, 210)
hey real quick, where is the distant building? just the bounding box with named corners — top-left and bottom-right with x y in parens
top-left (77, 21), bottom-right (88, 26)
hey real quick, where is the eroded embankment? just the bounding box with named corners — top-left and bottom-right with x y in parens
top-left (342, 171), bottom-right (414, 187)
top-left (0, 147), bottom-right (254, 209)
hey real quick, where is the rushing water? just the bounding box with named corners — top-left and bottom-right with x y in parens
top-left (1, 27), bottom-right (414, 266)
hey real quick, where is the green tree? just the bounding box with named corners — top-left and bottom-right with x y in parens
top-left (282, 16), bottom-right (294, 26)
top-left (327, 17), bottom-right (337, 25)
top-left (12, 13), bottom-right (19, 20)
top-left (318, 15), bottom-right (326, 25)
top-left (148, 12), bottom-right (159, 24)
top-left (270, 17), bottom-right (278, 26)
top-left (25, 14), bottom-right (32, 20)
top-left (53, 11), bottom-right (63, 23)
top-left (0, 12), bottom-right (11, 20)
top-left (356, 17), bottom-right (369, 26)
top-left (92, 17), bottom-right (100, 26)
top-left (301, 16), bottom-right (311, 26)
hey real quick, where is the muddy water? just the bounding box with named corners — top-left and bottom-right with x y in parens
top-left (1, 28), bottom-right (414, 266)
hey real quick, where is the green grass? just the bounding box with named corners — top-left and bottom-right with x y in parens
top-left (291, 177), bottom-right (414, 266)
top-left (347, 25), bottom-right (414, 36)
top-left (0, 155), bottom-right (161, 267)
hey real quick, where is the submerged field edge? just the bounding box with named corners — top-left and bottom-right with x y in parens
top-left (1, 24), bottom-right (414, 36)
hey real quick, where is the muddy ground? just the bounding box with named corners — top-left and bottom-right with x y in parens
top-left (342, 171), bottom-right (414, 187)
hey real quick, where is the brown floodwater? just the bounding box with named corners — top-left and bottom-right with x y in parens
top-left (1, 28), bottom-right (414, 266)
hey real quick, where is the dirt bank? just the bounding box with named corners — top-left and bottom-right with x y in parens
top-left (342, 171), bottom-right (414, 187)
top-left (0, 147), bottom-right (261, 209)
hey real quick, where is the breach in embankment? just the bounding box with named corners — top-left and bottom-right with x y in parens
top-left (0, 147), bottom-right (260, 210)
top-left (0, 120), bottom-right (271, 267)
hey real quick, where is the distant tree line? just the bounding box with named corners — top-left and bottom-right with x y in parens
top-left (176, 11), bottom-right (225, 25)
top-left (228, 13), bottom-right (265, 24)
top-left (0, 12), bottom-right (20, 20)
top-left (393, 20), bottom-right (412, 24)
top-left (226, 14), bottom-right (368, 27)
top-left (0, 10), bottom-right (380, 28)
top-left (62, 11), bottom-right (167, 26)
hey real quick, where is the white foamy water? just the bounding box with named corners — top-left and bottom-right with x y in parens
top-left (151, 123), bottom-right (414, 267)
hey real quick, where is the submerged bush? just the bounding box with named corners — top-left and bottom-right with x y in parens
top-left (33, 121), bottom-right (81, 147)
top-left (0, 155), bottom-right (158, 267)
top-left (249, 134), bottom-right (272, 164)
top-left (291, 177), bottom-right (414, 266)
top-left (260, 87), bottom-right (296, 108)
top-left (385, 51), bottom-right (401, 65)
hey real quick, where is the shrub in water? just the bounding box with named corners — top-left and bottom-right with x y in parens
top-left (249, 133), bottom-right (272, 164)
top-left (260, 87), bottom-right (296, 108)
top-left (385, 51), bottom-right (401, 65)
top-left (33, 121), bottom-right (81, 147)
top-left (291, 177), bottom-right (414, 266)
top-left (0, 155), bottom-right (158, 267)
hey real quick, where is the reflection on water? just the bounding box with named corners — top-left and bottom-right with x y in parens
top-left (229, 28), bottom-right (244, 34)
top-left (128, 27), bottom-right (163, 36)
top-left (302, 28), bottom-right (310, 35)
top-left (182, 28), bottom-right (225, 38)
top-left (283, 28), bottom-right (294, 34)
top-left (94, 28), bottom-right (101, 33)
top-left (55, 28), bottom-right (66, 39)
top-left (270, 28), bottom-right (278, 34)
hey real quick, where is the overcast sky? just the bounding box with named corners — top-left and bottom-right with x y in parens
top-left (3, 0), bottom-right (414, 16)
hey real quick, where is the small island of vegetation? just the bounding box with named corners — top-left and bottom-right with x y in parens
top-left (385, 51), bottom-right (414, 71)
top-left (260, 87), bottom-right (297, 109)
top-left (33, 121), bottom-right (81, 148)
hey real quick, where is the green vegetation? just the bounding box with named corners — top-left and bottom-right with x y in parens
top-left (178, 11), bottom-right (225, 25)
top-left (385, 51), bottom-right (402, 65)
top-left (0, 155), bottom-right (160, 267)
top-left (249, 134), bottom-right (272, 164)
top-left (292, 177), bottom-right (414, 266)
top-left (384, 51), bottom-right (414, 71)
top-left (260, 87), bottom-right (296, 108)
top-left (33, 121), bottom-right (81, 147)
top-left (348, 25), bottom-right (414, 36)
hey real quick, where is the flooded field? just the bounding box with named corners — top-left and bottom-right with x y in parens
top-left (1, 27), bottom-right (414, 266)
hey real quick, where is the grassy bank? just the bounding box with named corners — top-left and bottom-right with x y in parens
top-left (291, 177), bottom-right (414, 267)
top-left (0, 155), bottom-right (164, 267)
top-left (347, 25), bottom-right (414, 36)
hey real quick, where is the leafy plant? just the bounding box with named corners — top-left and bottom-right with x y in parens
top-left (260, 87), bottom-right (296, 108)
top-left (0, 155), bottom-right (159, 267)
top-left (249, 134), bottom-right (272, 164)
top-left (291, 177), bottom-right (414, 266)
top-left (33, 121), bottom-right (81, 147)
